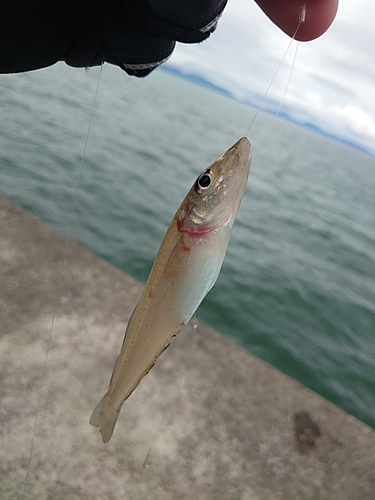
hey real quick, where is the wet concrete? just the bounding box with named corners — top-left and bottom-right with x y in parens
top-left (1, 194), bottom-right (374, 500)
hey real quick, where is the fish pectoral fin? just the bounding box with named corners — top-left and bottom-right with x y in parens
top-left (90, 393), bottom-right (119, 443)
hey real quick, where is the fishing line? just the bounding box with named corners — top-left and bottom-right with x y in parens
top-left (21, 64), bottom-right (103, 498)
top-left (245, 3), bottom-right (306, 139)
top-left (255, 41), bottom-right (300, 155)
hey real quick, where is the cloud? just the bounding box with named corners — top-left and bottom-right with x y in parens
top-left (168, 0), bottom-right (375, 155)
top-left (335, 105), bottom-right (375, 139)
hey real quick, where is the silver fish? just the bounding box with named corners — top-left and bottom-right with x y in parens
top-left (90, 137), bottom-right (251, 442)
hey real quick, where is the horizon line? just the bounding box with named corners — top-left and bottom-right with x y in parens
top-left (160, 64), bottom-right (375, 159)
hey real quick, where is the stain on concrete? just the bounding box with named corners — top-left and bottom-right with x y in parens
top-left (294, 411), bottom-right (322, 454)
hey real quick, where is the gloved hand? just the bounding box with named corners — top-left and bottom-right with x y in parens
top-left (0, 0), bottom-right (227, 76)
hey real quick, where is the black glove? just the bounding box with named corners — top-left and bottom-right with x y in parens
top-left (0, 0), bottom-right (227, 77)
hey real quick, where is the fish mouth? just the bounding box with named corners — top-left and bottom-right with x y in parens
top-left (235, 137), bottom-right (251, 162)
top-left (210, 137), bottom-right (251, 224)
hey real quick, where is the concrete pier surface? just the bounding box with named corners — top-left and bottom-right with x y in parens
top-left (1, 194), bottom-right (374, 500)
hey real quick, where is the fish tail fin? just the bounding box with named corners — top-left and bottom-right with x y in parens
top-left (90, 393), bottom-right (119, 443)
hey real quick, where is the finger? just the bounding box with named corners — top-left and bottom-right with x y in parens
top-left (255, 0), bottom-right (339, 41)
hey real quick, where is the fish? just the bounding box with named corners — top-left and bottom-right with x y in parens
top-left (90, 137), bottom-right (252, 442)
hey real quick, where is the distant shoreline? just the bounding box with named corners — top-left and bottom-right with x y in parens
top-left (161, 65), bottom-right (374, 158)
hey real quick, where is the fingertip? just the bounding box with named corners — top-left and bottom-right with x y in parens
top-left (255, 0), bottom-right (339, 41)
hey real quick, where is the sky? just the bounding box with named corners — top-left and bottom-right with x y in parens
top-left (167, 0), bottom-right (375, 156)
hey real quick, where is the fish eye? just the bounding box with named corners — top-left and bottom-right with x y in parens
top-left (195, 171), bottom-right (212, 192)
